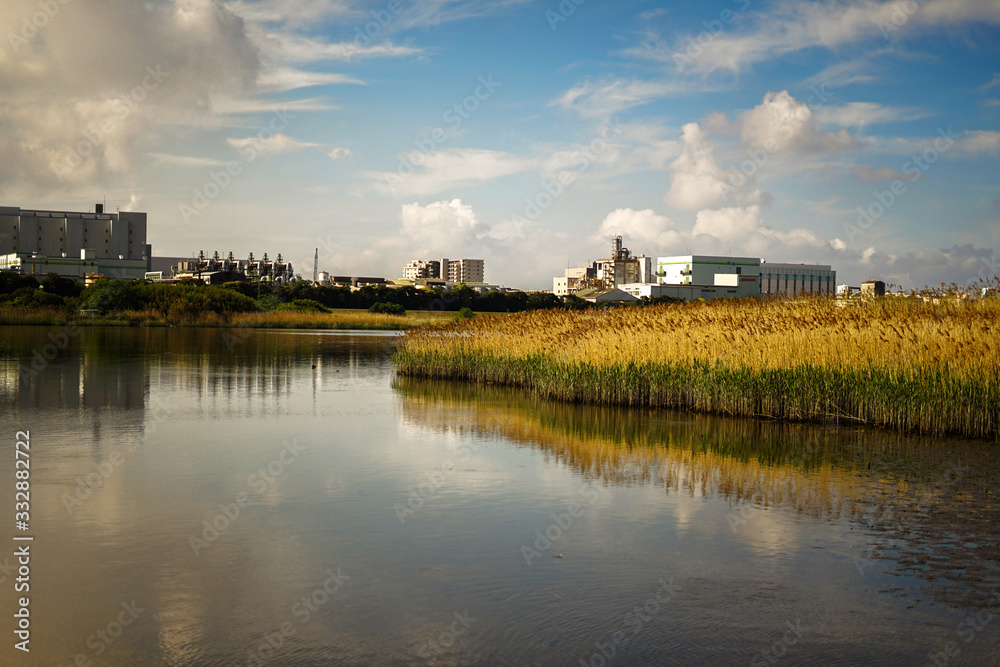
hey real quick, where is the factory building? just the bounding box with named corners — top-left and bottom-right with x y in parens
top-left (759, 262), bottom-right (836, 296)
top-left (165, 250), bottom-right (295, 284)
top-left (553, 237), bottom-right (653, 294)
top-left (0, 204), bottom-right (148, 280)
top-left (402, 258), bottom-right (485, 284)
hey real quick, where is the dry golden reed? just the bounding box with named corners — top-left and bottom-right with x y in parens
top-left (395, 297), bottom-right (1000, 439)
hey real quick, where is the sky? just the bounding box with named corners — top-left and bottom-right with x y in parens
top-left (1, 0), bottom-right (998, 290)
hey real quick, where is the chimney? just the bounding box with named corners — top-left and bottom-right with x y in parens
top-left (95, 203), bottom-right (103, 214)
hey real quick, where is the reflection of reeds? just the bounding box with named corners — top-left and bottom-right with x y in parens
top-left (396, 298), bottom-right (1000, 439)
top-left (396, 376), bottom-right (1000, 608)
top-left (396, 376), bottom-right (875, 519)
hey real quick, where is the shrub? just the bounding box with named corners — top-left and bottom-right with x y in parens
top-left (369, 302), bottom-right (406, 315)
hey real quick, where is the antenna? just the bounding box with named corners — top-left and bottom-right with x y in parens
top-left (312, 248), bottom-right (318, 283)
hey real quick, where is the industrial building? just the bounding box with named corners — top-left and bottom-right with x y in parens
top-left (556, 241), bottom-right (836, 302)
top-left (553, 236), bottom-right (653, 295)
top-left (402, 258), bottom-right (485, 284)
top-left (759, 262), bottom-right (836, 296)
top-left (162, 250), bottom-right (295, 284)
top-left (0, 204), bottom-right (149, 280)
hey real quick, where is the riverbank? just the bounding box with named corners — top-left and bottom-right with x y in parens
top-left (0, 306), bottom-right (462, 330)
top-left (394, 297), bottom-right (1000, 440)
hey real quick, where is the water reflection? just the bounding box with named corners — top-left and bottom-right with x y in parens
top-left (395, 376), bottom-right (1000, 609)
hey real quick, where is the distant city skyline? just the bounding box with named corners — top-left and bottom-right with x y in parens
top-left (1, 0), bottom-right (997, 290)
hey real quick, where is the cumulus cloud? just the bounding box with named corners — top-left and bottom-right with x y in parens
top-left (0, 0), bottom-right (262, 190)
top-left (738, 91), bottom-right (861, 154)
top-left (596, 208), bottom-right (682, 251)
top-left (398, 199), bottom-right (486, 255)
top-left (665, 123), bottom-right (769, 210)
top-left (692, 205), bottom-right (830, 256)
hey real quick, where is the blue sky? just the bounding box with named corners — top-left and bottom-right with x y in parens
top-left (1, 0), bottom-right (998, 289)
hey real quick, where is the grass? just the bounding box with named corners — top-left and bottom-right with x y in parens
top-left (0, 306), bottom-right (467, 330)
top-left (394, 296), bottom-right (1000, 440)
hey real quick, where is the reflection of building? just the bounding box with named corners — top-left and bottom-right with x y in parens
top-left (0, 204), bottom-right (148, 280)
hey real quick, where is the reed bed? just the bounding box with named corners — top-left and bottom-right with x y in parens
top-left (0, 307), bottom-right (458, 330)
top-left (395, 297), bottom-right (1000, 439)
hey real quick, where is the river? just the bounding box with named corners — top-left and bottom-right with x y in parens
top-left (0, 326), bottom-right (997, 666)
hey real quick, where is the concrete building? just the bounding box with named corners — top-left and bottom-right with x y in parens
top-left (0, 204), bottom-right (148, 280)
top-left (656, 255), bottom-right (761, 286)
top-left (403, 257), bottom-right (484, 284)
top-left (759, 262), bottom-right (836, 296)
top-left (621, 279), bottom-right (758, 301)
top-left (861, 280), bottom-right (886, 297)
top-left (403, 260), bottom-right (441, 281)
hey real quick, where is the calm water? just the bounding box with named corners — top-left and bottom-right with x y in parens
top-left (0, 326), bottom-right (998, 666)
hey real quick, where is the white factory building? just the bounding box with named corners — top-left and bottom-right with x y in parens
top-left (618, 255), bottom-right (834, 302)
top-left (0, 204), bottom-right (149, 280)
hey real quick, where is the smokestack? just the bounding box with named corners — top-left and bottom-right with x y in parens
top-left (96, 203), bottom-right (103, 214)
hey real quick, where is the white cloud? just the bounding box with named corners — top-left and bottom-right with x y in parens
top-left (692, 205), bottom-right (830, 256)
top-left (665, 123), bottom-right (769, 210)
top-left (326, 147), bottom-right (353, 161)
top-left (366, 148), bottom-right (536, 197)
top-left (227, 132), bottom-right (320, 156)
top-left (957, 130), bottom-right (1000, 154)
top-left (851, 163), bottom-right (903, 182)
top-left (631, 0), bottom-right (1000, 74)
top-left (256, 67), bottom-right (362, 92)
top-left (553, 79), bottom-right (707, 118)
top-left (398, 199), bottom-right (485, 254)
top-left (817, 102), bottom-right (925, 128)
top-left (148, 153), bottom-right (228, 168)
top-left (738, 91), bottom-right (861, 153)
top-left (265, 33), bottom-right (421, 62)
top-left (596, 208), bottom-right (682, 251)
